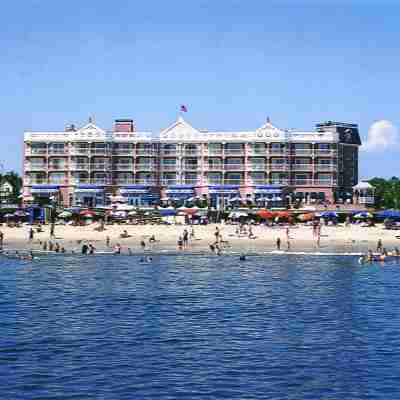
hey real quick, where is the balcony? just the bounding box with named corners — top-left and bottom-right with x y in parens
top-left (70, 163), bottom-right (89, 170)
top-left (91, 179), bottom-right (111, 185)
top-left (113, 164), bottom-right (133, 171)
top-left (161, 150), bottom-right (177, 156)
top-left (224, 164), bottom-right (245, 171)
top-left (26, 148), bottom-right (47, 155)
top-left (182, 164), bottom-right (199, 171)
top-left (48, 164), bottom-right (68, 171)
top-left (249, 149), bottom-right (266, 156)
top-left (292, 149), bottom-right (313, 156)
top-left (136, 163), bottom-right (155, 171)
top-left (135, 179), bottom-right (156, 185)
top-left (270, 179), bottom-right (289, 185)
top-left (269, 164), bottom-right (289, 171)
top-left (161, 179), bottom-right (177, 186)
top-left (315, 164), bottom-right (336, 171)
top-left (182, 179), bottom-right (198, 185)
top-left (71, 178), bottom-right (90, 185)
top-left (25, 164), bottom-right (47, 171)
top-left (90, 149), bottom-right (109, 155)
top-left (70, 148), bottom-right (89, 155)
top-left (207, 164), bottom-right (224, 171)
top-left (112, 149), bottom-right (133, 155)
top-left (292, 164), bottom-right (313, 171)
top-left (91, 164), bottom-right (110, 171)
top-left (224, 150), bottom-right (244, 156)
top-left (250, 164), bottom-right (266, 171)
top-left (115, 179), bottom-right (135, 185)
top-left (136, 150), bottom-right (157, 156)
top-left (161, 165), bottom-right (177, 171)
top-left (48, 179), bottom-right (68, 185)
top-left (48, 149), bottom-right (68, 155)
top-left (182, 150), bottom-right (199, 156)
top-left (314, 179), bottom-right (337, 187)
top-left (207, 150), bottom-right (223, 156)
top-left (25, 179), bottom-right (48, 185)
top-left (268, 149), bottom-right (287, 156)
top-left (315, 150), bottom-right (336, 156)
top-left (209, 179), bottom-right (244, 186)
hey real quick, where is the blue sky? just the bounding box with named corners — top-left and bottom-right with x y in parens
top-left (1, 0), bottom-right (399, 177)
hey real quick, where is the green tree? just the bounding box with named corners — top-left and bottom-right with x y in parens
top-left (369, 177), bottom-right (400, 209)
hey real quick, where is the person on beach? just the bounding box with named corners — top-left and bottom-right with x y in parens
top-left (81, 243), bottom-right (88, 255)
top-left (376, 239), bottom-right (383, 253)
top-left (190, 227), bottom-right (195, 240)
top-left (55, 243), bottom-right (60, 253)
top-left (215, 227), bottom-right (220, 243)
top-left (177, 236), bottom-right (183, 251)
top-left (149, 235), bottom-right (156, 244)
top-left (183, 229), bottom-right (189, 249)
top-left (113, 243), bottom-right (121, 254)
top-left (49, 241), bottom-right (54, 251)
top-left (88, 244), bottom-right (95, 255)
top-left (394, 247), bottom-right (400, 257)
top-left (50, 223), bottom-right (55, 239)
top-left (106, 236), bottom-right (111, 247)
top-left (28, 227), bottom-right (34, 242)
top-left (209, 243), bottom-right (215, 253)
top-left (286, 239), bottom-right (291, 251)
top-left (0, 230), bottom-right (4, 249)
top-left (61, 247), bottom-right (66, 253)
top-left (276, 237), bottom-right (281, 251)
top-left (140, 240), bottom-right (146, 251)
top-left (42, 241), bottom-right (47, 251)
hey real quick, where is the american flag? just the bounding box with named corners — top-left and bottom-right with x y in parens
top-left (180, 105), bottom-right (188, 113)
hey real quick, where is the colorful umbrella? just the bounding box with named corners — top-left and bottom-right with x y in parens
top-left (80, 210), bottom-right (96, 218)
top-left (257, 210), bottom-right (274, 219)
top-left (353, 211), bottom-right (373, 219)
top-left (297, 213), bottom-right (314, 222)
top-left (58, 211), bottom-right (73, 218)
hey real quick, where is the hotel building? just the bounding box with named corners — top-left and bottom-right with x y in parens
top-left (23, 117), bottom-right (361, 208)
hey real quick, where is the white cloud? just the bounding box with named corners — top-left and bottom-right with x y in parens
top-left (362, 120), bottom-right (399, 152)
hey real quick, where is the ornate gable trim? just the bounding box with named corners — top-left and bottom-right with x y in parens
top-left (160, 117), bottom-right (200, 140)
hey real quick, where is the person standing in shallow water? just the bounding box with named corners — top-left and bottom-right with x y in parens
top-left (276, 237), bottom-right (281, 250)
top-left (376, 239), bottom-right (383, 253)
top-left (28, 227), bottom-right (34, 242)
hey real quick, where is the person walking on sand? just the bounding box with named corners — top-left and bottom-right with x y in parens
top-left (140, 240), bottom-right (146, 251)
top-left (28, 227), bottom-right (34, 242)
top-left (276, 237), bottom-right (281, 251)
top-left (286, 238), bottom-right (291, 251)
top-left (183, 229), bottom-right (189, 249)
top-left (50, 223), bottom-right (55, 239)
top-left (215, 227), bottom-right (220, 243)
top-left (376, 239), bottom-right (383, 253)
top-left (106, 236), bottom-right (110, 247)
top-left (0, 230), bottom-right (4, 249)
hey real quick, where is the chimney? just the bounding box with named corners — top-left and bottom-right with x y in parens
top-left (114, 119), bottom-right (135, 132)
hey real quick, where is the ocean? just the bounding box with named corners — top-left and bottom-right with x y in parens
top-left (2, 254), bottom-right (400, 399)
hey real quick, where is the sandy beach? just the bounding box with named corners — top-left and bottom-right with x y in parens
top-left (1, 222), bottom-right (400, 255)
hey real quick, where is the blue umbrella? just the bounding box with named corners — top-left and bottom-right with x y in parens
top-left (375, 210), bottom-right (400, 219)
top-left (321, 211), bottom-right (338, 219)
top-left (159, 209), bottom-right (177, 217)
top-left (353, 211), bottom-right (373, 219)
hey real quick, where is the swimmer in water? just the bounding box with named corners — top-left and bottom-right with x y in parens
top-left (239, 254), bottom-right (246, 261)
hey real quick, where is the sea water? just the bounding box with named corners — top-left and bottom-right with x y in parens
top-left (1, 254), bottom-right (400, 400)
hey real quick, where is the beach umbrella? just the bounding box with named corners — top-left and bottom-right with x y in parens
top-left (183, 207), bottom-right (199, 215)
top-left (80, 210), bottom-right (96, 218)
top-left (297, 213), bottom-right (314, 222)
top-left (353, 211), bottom-right (373, 219)
top-left (321, 211), bottom-right (338, 219)
top-left (228, 211), bottom-right (248, 219)
top-left (3, 213), bottom-right (14, 219)
top-left (58, 211), bottom-right (73, 218)
top-left (375, 210), bottom-right (400, 220)
top-left (128, 210), bottom-right (137, 216)
top-left (257, 209), bottom-right (274, 219)
top-left (111, 210), bottom-right (127, 218)
top-left (13, 210), bottom-right (28, 217)
top-left (160, 209), bottom-right (177, 217)
top-left (274, 211), bottom-right (290, 219)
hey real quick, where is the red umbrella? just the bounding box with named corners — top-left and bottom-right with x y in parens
top-left (257, 209), bottom-right (274, 219)
top-left (183, 208), bottom-right (199, 215)
top-left (79, 210), bottom-right (96, 217)
top-left (273, 211), bottom-right (291, 219)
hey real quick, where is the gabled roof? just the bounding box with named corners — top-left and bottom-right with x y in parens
top-left (255, 118), bottom-right (287, 140)
top-left (353, 181), bottom-right (374, 190)
top-left (76, 122), bottom-right (107, 136)
top-left (160, 116), bottom-right (200, 139)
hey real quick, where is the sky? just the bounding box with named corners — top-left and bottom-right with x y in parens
top-left (0, 0), bottom-right (399, 178)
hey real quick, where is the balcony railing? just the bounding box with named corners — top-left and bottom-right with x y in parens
top-left (207, 150), bottom-right (223, 156)
top-left (248, 149), bottom-right (267, 156)
top-left (25, 179), bottom-right (48, 185)
top-left (115, 179), bottom-right (135, 185)
top-left (292, 179), bottom-right (337, 186)
top-left (270, 179), bottom-right (289, 185)
top-left (70, 148), bottom-right (89, 155)
top-left (292, 164), bottom-right (313, 171)
top-left (224, 164), bottom-right (245, 170)
top-left (207, 164), bottom-right (224, 171)
top-left (136, 164), bottom-right (156, 170)
top-left (315, 164), bottom-right (336, 171)
top-left (292, 149), bottom-right (313, 156)
top-left (182, 179), bottom-right (198, 185)
top-left (268, 149), bottom-right (287, 155)
top-left (315, 150), bottom-right (336, 156)
top-left (161, 165), bottom-right (177, 171)
top-left (182, 164), bottom-right (199, 171)
top-left (112, 149), bottom-right (133, 155)
top-left (70, 164), bottom-right (89, 170)
top-left (48, 149), bottom-right (68, 155)
top-left (25, 164), bottom-right (47, 171)
top-left (208, 179), bottom-right (244, 186)
top-left (269, 164), bottom-right (289, 171)
top-left (91, 164), bottom-right (110, 171)
top-left (182, 150), bottom-right (200, 156)
top-left (48, 179), bottom-right (68, 185)
top-left (250, 164), bottom-right (266, 171)
top-left (113, 164), bottom-right (133, 171)
top-left (161, 150), bottom-right (177, 156)
top-left (224, 150), bottom-right (245, 156)
top-left (136, 150), bottom-right (158, 156)
top-left (26, 148), bottom-right (47, 155)
top-left (161, 179), bottom-right (177, 185)
top-left (135, 179), bottom-right (156, 185)
top-left (48, 164), bottom-right (67, 171)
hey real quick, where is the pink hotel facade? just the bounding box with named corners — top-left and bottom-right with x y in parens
top-left (23, 117), bottom-right (361, 208)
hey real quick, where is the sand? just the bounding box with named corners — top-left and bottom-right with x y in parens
top-left (1, 222), bottom-right (400, 255)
